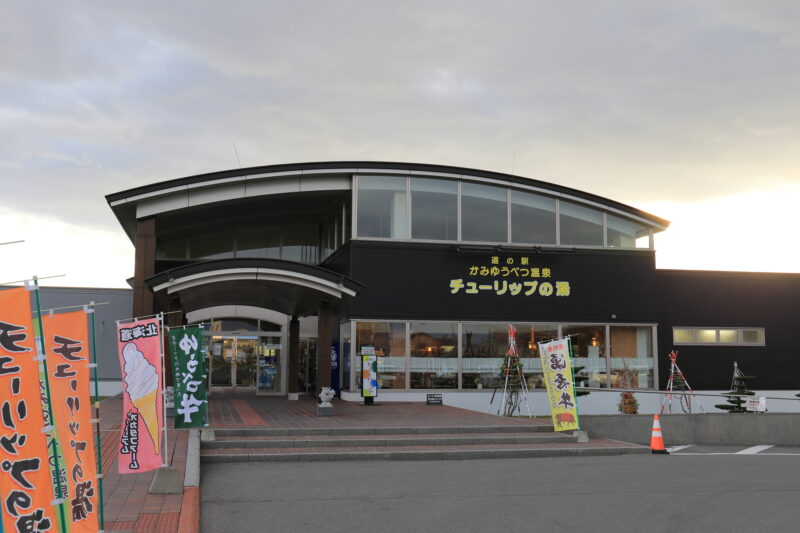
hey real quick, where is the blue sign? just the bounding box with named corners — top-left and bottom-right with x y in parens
top-left (331, 342), bottom-right (340, 397)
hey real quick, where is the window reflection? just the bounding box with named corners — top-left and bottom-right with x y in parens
top-left (609, 326), bottom-right (653, 389)
top-left (353, 321), bottom-right (657, 391)
top-left (560, 201), bottom-right (603, 246)
top-left (562, 324), bottom-right (607, 388)
top-left (461, 183), bottom-right (507, 242)
top-left (356, 322), bottom-right (406, 389)
top-left (190, 229), bottom-right (235, 259)
top-left (357, 176), bottom-right (407, 239)
top-left (461, 324), bottom-right (506, 389)
top-left (607, 215), bottom-right (649, 248)
top-left (511, 191), bottom-right (556, 244)
top-left (410, 323), bottom-right (457, 389)
top-left (411, 178), bottom-right (457, 240)
top-left (517, 324), bottom-right (558, 392)
top-left (236, 228), bottom-right (280, 259)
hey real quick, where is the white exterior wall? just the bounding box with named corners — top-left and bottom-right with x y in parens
top-left (341, 390), bottom-right (800, 414)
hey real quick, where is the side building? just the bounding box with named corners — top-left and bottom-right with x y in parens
top-left (105, 161), bottom-right (800, 412)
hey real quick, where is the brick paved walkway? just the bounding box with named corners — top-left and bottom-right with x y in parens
top-left (99, 389), bottom-right (571, 532)
top-left (99, 396), bottom-right (190, 533)
top-left (209, 387), bottom-right (550, 429)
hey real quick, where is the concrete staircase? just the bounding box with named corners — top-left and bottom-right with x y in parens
top-left (200, 425), bottom-right (648, 463)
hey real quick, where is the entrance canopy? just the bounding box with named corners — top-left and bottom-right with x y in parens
top-left (146, 258), bottom-right (362, 317)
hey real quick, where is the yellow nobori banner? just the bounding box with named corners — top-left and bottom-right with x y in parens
top-left (538, 338), bottom-right (580, 432)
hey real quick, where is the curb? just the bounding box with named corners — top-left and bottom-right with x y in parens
top-left (201, 445), bottom-right (650, 463)
top-left (205, 434), bottom-right (577, 448)
top-left (178, 429), bottom-right (202, 533)
top-left (213, 424), bottom-right (554, 437)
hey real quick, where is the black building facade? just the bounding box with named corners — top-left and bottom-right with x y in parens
top-left (106, 161), bottom-right (800, 406)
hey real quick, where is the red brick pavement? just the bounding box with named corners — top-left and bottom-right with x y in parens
top-left (209, 389), bottom-right (551, 430)
top-left (98, 389), bottom-right (579, 533)
top-left (100, 396), bottom-right (191, 533)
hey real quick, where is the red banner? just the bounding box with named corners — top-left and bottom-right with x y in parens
top-left (44, 310), bottom-right (100, 532)
top-left (0, 287), bottom-right (58, 532)
top-left (116, 318), bottom-right (164, 473)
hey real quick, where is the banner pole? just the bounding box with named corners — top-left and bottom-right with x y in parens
top-left (87, 302), bottom-right (106, 531)
top-left (159, 313), bottom-right (168, 467)
top-left (568, 337), bottom-right (581, 428)
top-left (31, 277), bottom-right (68, 533)
top-left (201, 324), bottom-right (209, 426)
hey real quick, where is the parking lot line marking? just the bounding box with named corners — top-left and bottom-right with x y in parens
top-left (667, 445), bottom-right (693, 453)
top-left (671, 452), bottom-right (800, 456)
top-left (735, 445), bottom-right (774, 454)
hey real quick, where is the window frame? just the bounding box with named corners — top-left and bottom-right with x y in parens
top-left (351, 175), bottom-right (657, 251)
top-left (348, 319), bottom-right (659, 392)
top-left (672, 327), bottom-right (766, 346)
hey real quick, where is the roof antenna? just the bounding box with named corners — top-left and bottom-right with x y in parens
top-left (233, 142), bottom-right (242, 168)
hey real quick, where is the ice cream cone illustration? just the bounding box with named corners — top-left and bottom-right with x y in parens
top-left (123, 342), bottom-right (161, 455)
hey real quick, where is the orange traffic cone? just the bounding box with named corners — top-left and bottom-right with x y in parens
top-left (650, 414), bottom-right (669, 454)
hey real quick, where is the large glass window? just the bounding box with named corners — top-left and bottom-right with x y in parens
top-left (350, 320), bottom-right (657, 391)
top-left (356, 322), bottom-right (406, 389)
top-left (742, 329), bottom-right (764, 344)
top-left (673, 327), bottom-right (765, 346)
top-left (157, 235), bottom-right (188, 260)
top-left (410, 322), bottom-right (457, 389)
top-left (559, 201), bottom-right (603, 246)
top-left (609, 326), bottom-right (653, 389)
top-left (562, 324), bottom-right (608, 388)
top-left (511, 191), bottom-right (556, 244)
top-left (357, 176), bottom-right (407, 239)
top-left (189, 230), bottom-right (235, 259)
top-left (518, 324), bottom-right (559, 392)
top-left (461, 183), bottom-right (508, 242)
top-left (236, 227), bottom-right (281, 259)
top-left (411, 178), bottom-right (457, 240)
top-left (461, 324), bottom-right (506, 389)
top-left (697, 329), bottom-right (717, 343)
top-left (607, 215), bottom-right (650, 249)
top-left (282, 223), bottom-right (319, 263)
top-left (673, 328), bottom-right (694, 343)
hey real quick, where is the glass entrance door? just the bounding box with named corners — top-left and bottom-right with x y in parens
top-left (209, 336), bottom-right (258, 387)
top-left (209, 336), bottom-right (232, 386)
top-left (257, 336), bottom-right (282, 394)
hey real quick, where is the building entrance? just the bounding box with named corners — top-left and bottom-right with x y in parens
top-left (209, 336), bottom-right (258, 387)
top-left (206, 327), bottom-right (285, 394)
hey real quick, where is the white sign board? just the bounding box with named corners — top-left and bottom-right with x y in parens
top-left (746, 396), bottom-right (767, 412)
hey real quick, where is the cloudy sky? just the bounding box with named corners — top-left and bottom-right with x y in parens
top-left (2, 1), bottom-right (799, 287)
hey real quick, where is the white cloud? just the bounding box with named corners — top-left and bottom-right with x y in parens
top-left (0, 207), bottom-right (133, 288)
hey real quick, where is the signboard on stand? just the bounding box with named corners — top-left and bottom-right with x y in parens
top-left (331, 342), bottom-right (340, 398)
top-left (538, 337), bottom-right (580, 432)
top-left (0, 287), bottom-right (59, 532)
top-left (117, 317), bottom-right (165, 474)
top-left (167, 326), bottom-right (208, 428)
top-left (361, 346), bottom-right (377, 405)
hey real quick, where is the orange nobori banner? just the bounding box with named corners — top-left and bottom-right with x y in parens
top-left (117, 318), bottom-right (164, 474)
top-left (43, 310), bottom-right (100, 533)
top-left (0, 287), bottom-right (58, 532)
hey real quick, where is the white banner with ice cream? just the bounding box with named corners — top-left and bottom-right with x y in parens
top-left (117, 317), bottom-right (165, 473)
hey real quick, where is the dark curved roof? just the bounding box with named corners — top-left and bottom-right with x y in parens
top-left (147, 257), bottom-right (362, 292)
top-left (106, 160), bottom-right (669, 228)
top-left (146, 258), bottom-right (363, 317)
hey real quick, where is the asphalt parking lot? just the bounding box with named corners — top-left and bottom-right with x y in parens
top-left (668, 444), bottom-right (800, 455)
top-left (202, 450), bottom-right (800, 533)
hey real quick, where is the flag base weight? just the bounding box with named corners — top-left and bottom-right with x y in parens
top-left (149, 466), bottom-right (183, 494)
